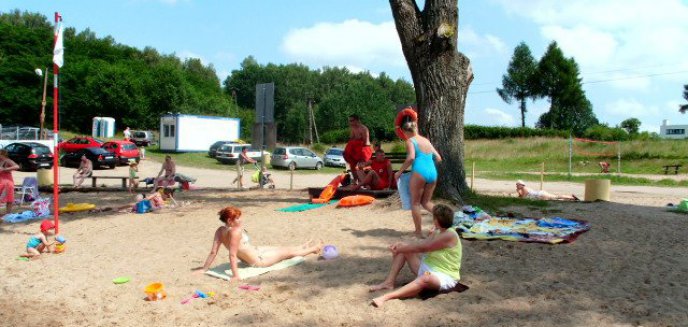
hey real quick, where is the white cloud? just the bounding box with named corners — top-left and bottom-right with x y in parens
top-left (485, 108), bottom-right (516, 126)
top-left (177, 50), bottom-right (207, 65)
top-left (603, 98), bottom-right (659, 118)
top-left (281, 19), bottom-right (405, 72)
top-left (493, 0), bottom-right (688, 91)
top-left (460, 26), bottom-right (508, 58)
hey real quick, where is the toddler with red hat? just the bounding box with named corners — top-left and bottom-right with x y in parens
top-left (21, 220), bottom-right (56, 259)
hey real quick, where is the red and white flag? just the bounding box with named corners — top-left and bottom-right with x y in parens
top-left (53, 25), bottom-right (64, 67)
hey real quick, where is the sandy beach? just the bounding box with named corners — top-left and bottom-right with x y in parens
top-left (1, 159), bottom-right (687, 326)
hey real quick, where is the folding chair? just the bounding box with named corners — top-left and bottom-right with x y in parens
top-left (14, 177), bottom-right (39, 206)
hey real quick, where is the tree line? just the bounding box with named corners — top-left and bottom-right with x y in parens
top-left (0, 10), bottom-right (415, 143)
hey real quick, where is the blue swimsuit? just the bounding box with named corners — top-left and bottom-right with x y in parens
top-left (411, 137), bottom-right (437, 183)
top-left (27, 236), bottom-right (42, 249)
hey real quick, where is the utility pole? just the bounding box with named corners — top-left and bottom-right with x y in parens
top-left (308, 99), bottom-right (313, 145)
top-left (309, 98), bottom-right (320, 144)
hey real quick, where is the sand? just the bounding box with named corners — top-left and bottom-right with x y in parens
top-left (1, 159), bottom-right (687, 326)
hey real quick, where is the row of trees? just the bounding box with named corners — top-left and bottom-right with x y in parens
top-left (223, 58), bottom-right (415, 143)
top-left (0, 10), bottom-right (239, 134)
top-left (0, 10), bottom-right (415, 143)
top-left (497, 41), bottom-right (598, 134)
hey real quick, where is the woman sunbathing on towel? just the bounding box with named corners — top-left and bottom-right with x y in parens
top-left (194, 206), bottom-right (323, 282)
top-left (516, 180), bottom-right (579, 201)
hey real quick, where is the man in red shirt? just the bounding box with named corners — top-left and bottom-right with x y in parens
top-left (348, 149), bottom-right (393, 190)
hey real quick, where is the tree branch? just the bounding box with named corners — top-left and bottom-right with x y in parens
top-left (389, 0), bottom-right (422, 46)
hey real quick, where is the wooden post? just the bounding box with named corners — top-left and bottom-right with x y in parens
top-left (470, 161), bottom-right (475, 190)
top-left (289, 165), bottom-right (295, 191)
top-left (540, 162), bottom-right (545, 190)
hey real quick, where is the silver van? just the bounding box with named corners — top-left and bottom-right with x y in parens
top-left (215, 144), bottom-right (262, 164)
top-left (131, 130), bottom-right (156, 146)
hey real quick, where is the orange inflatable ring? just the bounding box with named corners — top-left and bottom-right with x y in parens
top-left (395, 108), bottom-right (418, 140)
top-left (337, 195), bottom-right (375, 208)
top-left (312, 174), bottom-right (345, 204)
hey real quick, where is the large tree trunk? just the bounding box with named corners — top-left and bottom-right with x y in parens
top-left (390, 0), bottom-right (473, 203)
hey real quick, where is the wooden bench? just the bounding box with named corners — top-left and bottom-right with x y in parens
top-left (88, 176), bottom-right (132, 188)
top-left (662, 165), bottom-right (682, 175)
top-left (384, 152), bottom-right (407, 164)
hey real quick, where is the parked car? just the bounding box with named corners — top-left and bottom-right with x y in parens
top-left (131, 130), bottom-right (156, 147)
top-left (3, 142), bottom-right (53, 171)
top-left (101, 140), bottom-right (140, 165)
top-left (208, 140), bottom-right (235, 158)
top-left (58, 136), bottom-right (104, 153)
top-left (323, 147), bottom-right (346, 167)
top-left (270, 146), bottom-right (323, 170)
top-left (215, 144), bottom-right (263, 164)
top-left (60, 147), bottom-right (116, 169)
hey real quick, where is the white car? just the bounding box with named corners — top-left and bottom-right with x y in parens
top-left (215, 144), bottom-right (263, 164)
top-left (324, 147), bottom-right (346, 167)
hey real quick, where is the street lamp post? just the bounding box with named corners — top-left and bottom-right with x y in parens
top-left (35, 67), bottom-right (48, 139)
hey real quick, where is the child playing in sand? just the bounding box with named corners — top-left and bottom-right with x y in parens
top-left (128, 162), bottom-right (139, 193)
top-left (369, 204), bottom-right (462, 307)
top-left (21, 220), bottom-right (56, 259)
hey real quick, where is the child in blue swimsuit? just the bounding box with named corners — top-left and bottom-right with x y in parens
top-left (393, 121), bottom-right (442, 238)
top-left (22, 220), bottom-right (56, 259)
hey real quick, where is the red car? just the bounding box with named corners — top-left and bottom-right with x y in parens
top-left (58, 136), bottom-right (104, 153)
top-left (101, 140), bottom-right (140, 165)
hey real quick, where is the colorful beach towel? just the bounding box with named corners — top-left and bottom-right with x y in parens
top-left (205, 256), bottom-right (305, 280)
top-left (454, 208), bottom-right (590, 244)
top-left (277, 200), bottom-right (338, 213)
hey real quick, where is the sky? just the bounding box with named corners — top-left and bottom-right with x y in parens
top-left (2, 0), bottom-right (688, 133)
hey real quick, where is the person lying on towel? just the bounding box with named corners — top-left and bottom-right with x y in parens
top-left (369, 204), bottom-right (462, 307)
top-left (515, 180), bottom-right (579, 201)
top-left (193, 206), bottom-right (323, 282)
top-left (343, 114), bottom-right (372, 185)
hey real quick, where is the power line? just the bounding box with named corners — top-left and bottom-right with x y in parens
top-left (468, 69), bottom-right (688, 95)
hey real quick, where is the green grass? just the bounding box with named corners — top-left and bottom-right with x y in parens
top-left (479, 171), bottom-right (688, 187)
top-left (462, 137), bottom-right (688, 175)
top-left (461, 194), bottom-right (549, 213)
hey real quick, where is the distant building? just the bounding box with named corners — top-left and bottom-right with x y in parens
top-left (659, 119), bottom-right (688, 139)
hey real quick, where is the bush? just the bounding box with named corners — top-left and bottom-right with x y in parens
top-left (320, 128), bottom-right (349, 144)
top-left (464, 125), bottom-right (568, 139)
top-left (310, 143), bottom-right (326, 154)
top-left (583, 125), bottom-right (629, 141)
top-left (390, 141), bottom-right (406, 153)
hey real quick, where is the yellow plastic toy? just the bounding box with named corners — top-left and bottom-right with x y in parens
top-left (144, 282), bottom-right (167, 301)
top-left (59, 203), bottom-right (96, 213)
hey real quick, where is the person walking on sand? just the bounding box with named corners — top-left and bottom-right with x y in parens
top-left (393, 121), bottom-right (442, 238)
top-left (193, 206), bottom-right (323, 282)
top-left (231, 147), bottom-right (256, 189)
top-left (343, 114), bottom-right (372, 185)
top-left (73, 155), bottom-right (93, 188)
top-left (369, 204), bottom-right (462, 307)
top-left (123, 127), bottom-right (131, 141)
top-left (0, 149), bottom-right (20, 218)
top-left (515, 180), bottom-right (579, 201)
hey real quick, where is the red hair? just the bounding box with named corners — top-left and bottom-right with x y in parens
top-left (218, 206), bottom-right (242, 223)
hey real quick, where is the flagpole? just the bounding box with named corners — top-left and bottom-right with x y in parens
top-left (52, 12), bottom-right (62, 234)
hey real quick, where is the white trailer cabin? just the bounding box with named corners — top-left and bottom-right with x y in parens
top-left (159, 114), bottom-right (240, 152)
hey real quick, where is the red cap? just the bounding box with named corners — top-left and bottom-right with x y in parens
top-left (40, 220), bottom-right (55, 232)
